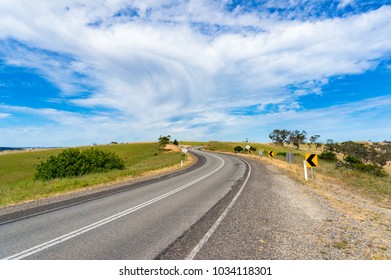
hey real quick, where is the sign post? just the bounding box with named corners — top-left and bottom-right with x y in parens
top-left (304, 154), bottom-right (318, 180)
top-left (286, 152), bottom-right (294, 164)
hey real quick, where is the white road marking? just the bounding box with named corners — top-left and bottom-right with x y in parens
top-left (3, 151), bottom-right (225, 260)
top-left (185, 158), bottom-right (252, 260)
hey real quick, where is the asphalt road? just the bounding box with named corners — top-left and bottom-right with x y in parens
top-left (0, 149), bottom-right (248, 260)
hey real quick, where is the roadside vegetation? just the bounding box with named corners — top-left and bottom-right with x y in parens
top-left (201, 136), bottom-right (391, 207)
top-left (35, 148), bottom-right (125, 180)
top-left (0, 142), bottom-right (184, 207)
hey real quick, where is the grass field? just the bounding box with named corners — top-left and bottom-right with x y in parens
top-left (0, 143), bottom-right (185, 207)
top-left (201, 141), bottom-right (391, 208)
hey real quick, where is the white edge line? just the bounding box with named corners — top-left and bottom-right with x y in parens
top-left (3, 151), bottom-right (225, 260)
top-left (185, 158), bottom-right (252, 260)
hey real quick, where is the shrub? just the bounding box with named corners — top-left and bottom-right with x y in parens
top-left (233, 146), bottom-right (243, 153)
top-left (344, 155), bottom-right (363, 165)
top-left (35, 148), bottom-right (125, 180)
top-left (336, 155), bottom-right (387, 177)
top-left (318, 151), bottom-right (337, 162)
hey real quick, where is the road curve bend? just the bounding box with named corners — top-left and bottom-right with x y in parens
top-left (0, 149), bottom-right (249, 260)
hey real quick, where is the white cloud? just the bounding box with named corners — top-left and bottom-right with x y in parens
top-left (0, 1), bottom-right (391, 145)
top-left (0, 113), bottom-right (11, 119)
top-left (338, 0), bottom-right (355, 10)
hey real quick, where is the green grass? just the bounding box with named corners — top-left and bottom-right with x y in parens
top-left (0, 143), bottom-right (184, 207)
top-left (180, 141), bottom-right (208, 147)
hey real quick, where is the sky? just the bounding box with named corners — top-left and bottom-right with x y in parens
top-left (0, 0), bottom-right (391, 147)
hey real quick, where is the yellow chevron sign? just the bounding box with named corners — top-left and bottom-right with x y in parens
top-left (305, 154), bottom-right (318, 167)
top-left (268, 151), bottom-right (275, 158)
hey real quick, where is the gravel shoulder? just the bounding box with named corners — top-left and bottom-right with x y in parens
top-left (160, 155), bottom-right (391, 260)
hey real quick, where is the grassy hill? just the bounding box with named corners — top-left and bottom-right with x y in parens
top-left (0, 143), bottom-right (185, 207)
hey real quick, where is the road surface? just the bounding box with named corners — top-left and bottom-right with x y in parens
top-left (0, 149), bottom-right (249, 259)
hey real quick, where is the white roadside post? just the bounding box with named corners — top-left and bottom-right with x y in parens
top-left (181, 147), bottom-right (188, 167)
top-left (303, 160), bottom-right (308, 180)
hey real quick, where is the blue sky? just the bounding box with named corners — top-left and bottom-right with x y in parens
top-left (1, 0), bottom-right (391, 146)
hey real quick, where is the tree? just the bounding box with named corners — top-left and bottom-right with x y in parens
top-left (269, 129), bottom-right (290, 146)
top-left (324, 139), bottom-right (336, 152)
top-left (308, 135), bottom-right (320, 150)
top-left (370, 142), bottom-right (391, 167)
top-left (288, 130), bottom-right (307, 150)
top-left (172, 139), bottom-right (179, 146)
top-left (158, 135), bottom-right (171, 148)
top-left (337, 141), bottom-right (369, 162)
top-left (337, 141), bottom-right (390, 167)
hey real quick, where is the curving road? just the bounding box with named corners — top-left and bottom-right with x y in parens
top-left (0, 149), bottom-right (249, 260)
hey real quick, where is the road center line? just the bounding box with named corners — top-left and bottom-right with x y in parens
top-left (3, 151), bottom-right (225, 260)
top-left (185, 157), bottom-right (252, 260)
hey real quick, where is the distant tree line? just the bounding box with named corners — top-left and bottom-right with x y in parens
top-left (269, 129), bottom-right (321, 150)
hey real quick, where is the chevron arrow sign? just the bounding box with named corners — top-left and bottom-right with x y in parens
top-left (305, 154), bottom-right (318, 167)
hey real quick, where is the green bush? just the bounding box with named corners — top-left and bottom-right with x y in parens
top-left (336, 155), bottom-right (387, 177)
top-left (318, 151), bottom-right (337, 162)
top-left (344, 155), bottom-right (363, 165)
top-left (35, 148), bottom-right (125, 180)
top-left (249, 146), bottom-right (257, 152)
top-left (233, 146), bottom-right (243, 153)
